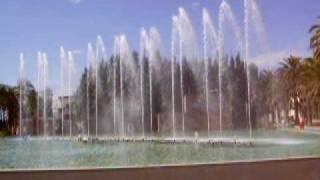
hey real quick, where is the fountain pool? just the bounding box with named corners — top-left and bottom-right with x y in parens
top-left (1, 129), bottom-right (320, 170)
top-left (6, 1), bottom-right (320, 179)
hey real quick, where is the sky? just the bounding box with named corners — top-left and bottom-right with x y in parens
top-left (0, 0), bottom-right (319, 93)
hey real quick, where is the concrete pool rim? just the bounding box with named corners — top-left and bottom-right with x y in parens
top-left (0, 155), bottom-right (319, 172)
top-left (1, 156), bottom-right (320, 180)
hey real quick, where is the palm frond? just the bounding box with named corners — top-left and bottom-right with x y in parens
top-left (309, 24), bottom-right (320, 33)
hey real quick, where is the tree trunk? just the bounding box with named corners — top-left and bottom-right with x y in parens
top-left (294, 97), bottom-right (299, 125)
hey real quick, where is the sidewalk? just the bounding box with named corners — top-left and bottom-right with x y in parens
top-left (281, 126), bottom-right (320, 135)
top-left (304, 126), bottom-right (320, 133)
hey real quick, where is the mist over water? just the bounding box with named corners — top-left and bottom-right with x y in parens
top-left (6, 0), bottom-right (320, 172)
top-left (18, 0), bottom-right (267, 141)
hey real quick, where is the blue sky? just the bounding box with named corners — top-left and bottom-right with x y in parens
top-left (0, 0), bottom-right (319, 92)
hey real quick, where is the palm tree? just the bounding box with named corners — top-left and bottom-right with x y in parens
top-left (274, 18), bottom-right (320, 126)
top-left (300, 57), bottom-right (320, 124)
top-left (301, 58), bottom-right (320, 99)
top-left (279, 56), bottom-right (303, 124)
top-left (307, 18), bottom-right (320, 101)
top-left (309, 17), bottom-right (320, 61)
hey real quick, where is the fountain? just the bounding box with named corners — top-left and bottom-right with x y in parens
top-left (244, 0), bottom-right (267, 139)
top-left (140, 27), bottom-right (162, 136)
top-left (218, 0), bottom-right (242, 138)
top-left (120, 35), bottom-right (137, 137)
top-left (96, 35), bottom-right (107, 61)
top-left (36, 52), bottom-right (49, 136)
top-left (202, 8), bottom-right (218, 138)
top-left (42, 53), bottom-right (48, 136)
top-left (148, 28), bottom-right (161, 134)
top-left (111, 35), bottom-right (138, 138)
top-left (171, 16), bottom-right (177, 138)
top-left (67, 51), bottom-right (75, 137)
top-left (37, 52), bottom-right (41, 135)
top-left (60, 47), bottom-right (66, 136)
top-left (113, 36), bottom-right (119, 136)
top-left (244, 0), bottom-right (252, 140)
top-left (172, 8), bottom-right (197, 137)
top-left (19, 53), bottom-right (24, 136)
top-left (60, 47), bottom-right (76, 137)
top-left (95, 35), bottom-right (107, 137)
top-left (87, 43), bottom-right (95, 137)
top-left (13, 0), bottom-right (268, 144)
top-left (4, 2), bottom-right (320, 180)
top-left (139, 29), bottom-right (147, 137)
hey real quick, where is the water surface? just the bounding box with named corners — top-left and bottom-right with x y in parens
top-left (0, 130), bottom-right (319, 169)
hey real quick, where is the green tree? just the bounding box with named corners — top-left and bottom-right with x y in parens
top-left (309, 17), bottom-right (320, 61)
top-left (279, 56), bottom-right (303, 124)
top-left (0, 85), bottom-right (19, 135)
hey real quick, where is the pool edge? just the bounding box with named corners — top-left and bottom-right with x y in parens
top-left (1, 156), bottom-right (320, 180)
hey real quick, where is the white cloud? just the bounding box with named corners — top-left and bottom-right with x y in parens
top-left (68, 0), bottom-right (82, 4)
top-left (251, 37), bottom-right (313, 69)
top-left (252, 48), bottom-right (312, 69)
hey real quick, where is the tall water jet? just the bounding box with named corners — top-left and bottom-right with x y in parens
top-left (60, 47), bottom-right (66, 136)
top-left (244, 0), bottom-right (251, 140)
top-left (96, 35), bottom-right (107, 61)
top-left (119, 36), bottom-right (125, 137)
top-left (42, 53), bottom-right (48, 136)
top-left (218, 0), bottom-right (242, 137)
top-left (67, 51), bottom-right (75, 137)
top-left (87, 43), bottom-right (95, 137)
top-left (37, 52), bottom-right (42, 136)
top-left (36, 52), bottom-right (48, 136)
top-left (112, 35), bottom-right (126, 137)
top-left (140, 27), bottom-right (162, 135)
top-left (114, 35), bottom-right (136, 137)
top-left (244, 0), bottom-right (266, 140)
top-left (113, 36), bottom-right (119, 136)
top-left (173, 7), bottom-right (197, 136)
top-left (19, 53), bottom-right (25, 136)
top-left (148, 32), bottom-right (153, 134)
top-left (246, 0), bottom-right (267, 49)
top-left (218, 0), bottom-right (226, 139)
top-left (203, 8), bottom-right (218, 137)
top-left (203, 10), bottom-right (209, 138)
top-left (171, 16), bottom-right (178, 138)
top-left (95, 35), bottom-right (106, 137)
top-left (178, 8), bottom-right (185, 136)
top-left (148, 27), bottom-right (161, 134)
top-left (147, 29), bottom-right (154, 134)
top-left (95, 52), bottom-right (98, 138)
top-left (139, 29), bottom-right (147, 137)
top-left (149, 28), bottom-right (162, 52)
top-left (221, 1), bottom-right (242, 50)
